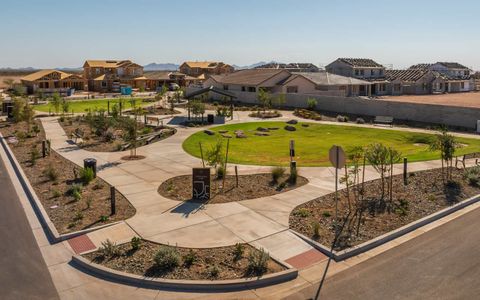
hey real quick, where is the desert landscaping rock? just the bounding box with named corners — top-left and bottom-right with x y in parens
top-left (257, 127), bottom-right (269, 132)
top-left (286, 120), bottom-right (298, 125)
top-left (204, 130), bottom-right (215, 136)
top-left (235, 130), bottom-right (247, 138)
top-left (284, 125), bottom-right (296, 131)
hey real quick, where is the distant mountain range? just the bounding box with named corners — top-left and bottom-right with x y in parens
top-left (0, 61), bottom-right (282, 73)
top-left (143, 63), bottom-right (179, 71)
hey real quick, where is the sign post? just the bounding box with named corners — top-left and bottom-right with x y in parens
top-left (192, 168), bottom-right (210, 200)
top-left (289, 140), bottom-right (297, 175)
top-left (329, 145), bottom-right (346, 228)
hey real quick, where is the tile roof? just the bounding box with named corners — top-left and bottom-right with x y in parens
top-left (84, 60), bottom-right (137, 68)
top-left (216, 69), bottom-right (288, 85)
top-left (436, 62), bottom-right (469, 69)
top-left (338, 58), bottom-right (384, 68)
top-left (385, 69), bottom-right (429, 82)
top-left (182, 61), bottom-right (230, 69)
top-left (408, 63), bottom-right (433, 70)
top-left (21, 69), bottom-right (73, 81)
top-left (287, 72), bottom-right (371, 86)
top-left (255, 63), bottom-right (319, 71)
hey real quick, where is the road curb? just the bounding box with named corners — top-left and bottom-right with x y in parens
top-left (292, 193), bottom-right (480, 261)
top-left (71, 254), bottom-right (298, 292)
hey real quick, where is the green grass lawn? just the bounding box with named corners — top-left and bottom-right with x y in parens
top-left (182, 121), bottom-right (480, 167)
top-left (33, 98), bottom-right (153, 113)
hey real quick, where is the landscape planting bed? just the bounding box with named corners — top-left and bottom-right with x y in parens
top-left (0, 120), bottom-right (136, 234)
top-left (290, 167), bottom-right (480, 251)
top-left (158, 173), bottom-right (308, 204)
top-left (183, 122), bottom-right (480, 167)
top-left (59, 116), bottom-right (175, 152)
top-left (83, 240), bottom-right (285, 280)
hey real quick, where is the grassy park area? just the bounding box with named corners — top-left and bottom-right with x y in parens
top-left (33, 98), bottom-right (154, 113)
top-left (183, 121), bottom-right (480, 167)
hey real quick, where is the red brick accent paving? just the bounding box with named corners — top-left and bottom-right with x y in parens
top-left (285, 248), bottom-right (327, 269)
top-left (68, 234), bottom-right (96, 254)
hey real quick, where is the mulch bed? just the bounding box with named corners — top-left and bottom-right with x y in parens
top-left (0, 120), bottom-right (136, 234)
top-left (248, 111), bottom-right (282, 119)
top-left (289, 167), bottom-right (480, 251)
top-left (83, 240), bottom-right (285, 280)
top-left (158, 173), bottom-right (308, 204)
top-left (126, 106), bottom-right (181, 116)
top-left (121, 155), bottom-right (146, 161)
top-left (59, 116), bottom-right (175, 152)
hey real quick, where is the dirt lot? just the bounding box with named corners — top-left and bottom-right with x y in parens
top-left (0, 75), bottom-right (24, 88)
top-left (380, 92), bottom-right (480, 108)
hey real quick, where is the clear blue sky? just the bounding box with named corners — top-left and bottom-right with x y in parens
top-left (1, 0), bottom-right (479, 70)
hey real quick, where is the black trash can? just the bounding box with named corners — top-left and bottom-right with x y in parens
top-left (83, 158), bottom-right (97, 178)
top-left (207, 114), bottom-right (214, 124)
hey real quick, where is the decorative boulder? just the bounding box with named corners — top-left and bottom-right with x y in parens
top-left (222, 134), bottom-right (233, 139)
top-left (284, 125), bottom-right (297, 131)
top-left (268, 127), bottom-right (279, 130)
top-left (257, 127), bottom-right (269, 132)
top-left (234, 130), bottom-right (247, 138)
top-left (286, 119), bottom-right (298, 125)
top-left (254, 132), bottom-right (270, 136)
top-left (204, 130), bottom-right (215, 136)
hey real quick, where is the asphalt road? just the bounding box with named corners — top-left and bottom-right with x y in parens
top-left (288, 207), bottom-right (480, 300)
top-left (0, 155), bottom-right (59, 300)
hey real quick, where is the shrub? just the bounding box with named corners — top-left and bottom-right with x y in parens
top-left (73, 190), bottom-right (82, 201)
top-left (92, 182), bottom-right (104, 190)
top-left (45, 166), bottom-right (58, 182)
top-left (247, 248), bottom-right (269, 276)
top-left (427, 194), bottom-right (436, 202)
top-left (395, 199), bottom-right (409, 216)
top-left (233, 243), bottom-right (244, 261)
top-left (208, 265), bottom-right (219, 278)
top-left (312, 221), bottom-right (320, 238)
top-left (99, 239), bottom-right (121, 258)
top-left (464, 166), bottom-right (480, 186)
top-left (130, 236), bottom-right (141, 251)
top-left (183, 249), bottom-right (197, 267)
top-left (216, 163), bottom-right (227, 179)
top-left (99, 215), bottom-right (109, 222)
top-left (306, 98), bottom-right (317, 110)
top-left (67, 183), bottom-right (82, 197)
top-left (293, 208), bottom-right (310, 218)
top-left (336, 115), bottom-right (348, 122)
top-left (73, 212), bottom-right (83, 221)
top-left (355, 117), bottom-right (365, 124)
top-left (154, 246), bottom-right (181, 270)
top-left (271, 167), bottom-right (286, 184)
top-left (30, 145), bottom-right (40, 165)
top-left (288, 167), bottom-right (298, 185)
top-left (86, 197), bottom-right (93, 209)
top-left (322, 211), bottom-right (332, 218)
top-left (141, 127), bottom-right (153, 135)
top-left (80, 167), bottom-right (95, 185)
top-left (52, 189), bottom-right (61, 198)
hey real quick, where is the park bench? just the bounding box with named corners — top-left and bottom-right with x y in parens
top-left (455, 152), bottom-right (480, 168)
top-left (71, 128), bottom-right (84, 143)
top-left (374, 116), bottom-right (394, 127)
top-left (120, 143), bottom-right (131, 151)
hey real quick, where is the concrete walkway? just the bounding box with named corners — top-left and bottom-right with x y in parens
top-left (40, 110), bottom-right (451, 264)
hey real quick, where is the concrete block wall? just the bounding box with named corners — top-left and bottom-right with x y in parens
top-left (186, 87), bottom-right (480, 129)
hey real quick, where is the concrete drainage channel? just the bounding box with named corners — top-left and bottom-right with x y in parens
top-left (72, 254), bottom-right (298, 292)
top-left (291, 193), bottom-right (480, 261)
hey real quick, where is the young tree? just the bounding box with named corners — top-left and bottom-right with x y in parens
top-left (206, 139), bottom-right (223, 177)
top-left (23, 99), bottom-right (35, 131)
top-left (257, 88), bottom-right (271, 113)
top-left (12, 97), bottom-right (25, 123)
top-left (190, 100), bottom-right (205, 122)
top-left (50, 92), bottom-right (62, 115)
top-left (365, 143), bottom-right (390, 201)
top-left (429, 128), bottom-right (458, 182)
top-left (61, 99), bottom-right (70, 116)
top-left (119, 108), bottom-right (142, 157)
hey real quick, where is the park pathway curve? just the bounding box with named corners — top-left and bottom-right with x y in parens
top-left (40, 114), bottom-right (448, 266)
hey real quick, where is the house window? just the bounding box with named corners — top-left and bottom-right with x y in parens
top-left (248, 87), bottom-right (256, 93)
top-left (378, 84), bottom-right (386, 92)
top-left (371, 70), bottom-right (375, 76)
top-left (360, 70), bottom-right (364, 76)
top-left (286, 86), bottom-right (298, 93)
top-left (101, 81), bottom-right (107, 88)
top-left (354, 70), bottom-right (360, 76)
top-left (461, 82), bottom-right (465, 89)
top-left (241, 86), bottom-right (246, 92)
top-left (223, 85), bottom-right (229, 90)
top-left (422, 83), bottom-right (428, 91)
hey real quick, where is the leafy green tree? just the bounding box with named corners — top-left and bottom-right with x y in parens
top-left (12, 97), bottom-right (24, 123)
top-left (23, 99), bottom-right (35, 131)
top-left (61, 99), bottom-right (70, 116)
top-left (190, 100), bottom-right (205, 121)
top-left (307, 98), bottom-right (318, 110)
top-left (50, 92), bottom-right (62, 115)
top-left (257, 88), bottom-right (271, 113)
